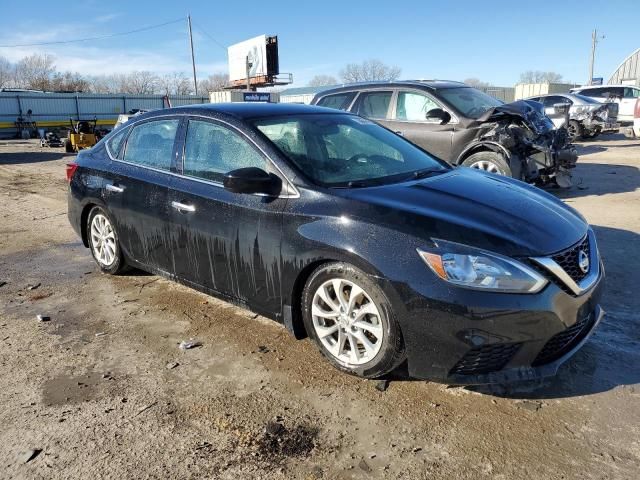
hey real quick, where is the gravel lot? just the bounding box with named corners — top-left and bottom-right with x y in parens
top-left (1, 136), bottom-right (639, 479)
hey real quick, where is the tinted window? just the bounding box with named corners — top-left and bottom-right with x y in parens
top-left (183, 120), bottom-right (266, 182)
top-left (624, 87), bottom-right (640, 98)
top-left (106, 127), bottom-right (128, 158)
top-left (543, 96), bottom-right (572, 107)
top-left (396, 91), bottom-right (440, 121)
top-left (123, 119), bottom-right (179, 170)
top-left (253, 114), bottom-right (447, 187)
top-left (316, 92), bottom-right (356, 110)
top-left (355, 91), bottom-right (392, 119)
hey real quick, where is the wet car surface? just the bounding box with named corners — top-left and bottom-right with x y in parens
top-left (67, 103), bottom-right (603, 383)
top-left (0, 136), bottom-right (638, 478)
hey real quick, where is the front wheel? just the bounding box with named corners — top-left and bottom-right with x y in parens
top-left (302, 262), bottom-right (405, 378)
top-left (87, 206), bottom-right (127, 274)
top-left (461, 151), bottom-right (513, 177)
top-left (567, 120), bottom-right (583, 142)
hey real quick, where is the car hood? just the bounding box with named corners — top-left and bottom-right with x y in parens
top-left (342, 168), bottom-right (587, 257)
top-left (474, 100), bottom-right (556, 135)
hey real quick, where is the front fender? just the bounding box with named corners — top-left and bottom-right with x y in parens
top-left (455, 140), bottom-right (511, 165)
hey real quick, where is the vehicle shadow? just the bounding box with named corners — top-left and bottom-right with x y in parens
top-left (468, 224), bottom-right (640, 399)
top-left (543, 162), bottom-right (640, 198)
top-left (0, 151), bottom-right (74, 165)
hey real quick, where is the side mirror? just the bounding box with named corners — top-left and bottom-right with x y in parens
top-left (223, 167), bottom-right (281, 195)
top-left (553, 102), bottom-right (571, 115)
top-left (425, 108), bottom-right (451, 124)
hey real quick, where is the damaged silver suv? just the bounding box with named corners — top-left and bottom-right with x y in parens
top-left (312, 81), bottom-right (578, 186)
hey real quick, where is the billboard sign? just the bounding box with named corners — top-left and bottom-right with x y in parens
top-left (591, 77), bottom-right (603, 85)
top-left (228, 35), bottom-right (268, 82)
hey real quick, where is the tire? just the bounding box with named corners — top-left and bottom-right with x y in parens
top-left (65, 139), bottom-right (74, 153)
top-left (581, 130), bottom-right (599, 140)
top-left (567, 120), bottom-right (583, 142)
top-left (461, 151), bottom-right (512, 177)
top-left (86, 206), bottom-right (127, 274)
top-left (301, 262), bottom-right (405, 378)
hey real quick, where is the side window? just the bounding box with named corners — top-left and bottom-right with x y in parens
top-left (602, 87), bottom-right (624, 98)
top-left (106, 127), bottom-right (129, 159)
top-left (123, 119), bottom-right (179, 170)
top-left (183, 120), bottom-right (266, 182)
top-left (580, 88), bottom-right (602, 97)
top-left (396, 91), bottom-right (440, 121)
top-left (543, 96), bottom-right (571, 107)
top-left (316, 92), bottom-right (356, 110)
top-left (355, 91), bottom-right (392, 119)
top-left (624, 87), bottom-right (640, 98)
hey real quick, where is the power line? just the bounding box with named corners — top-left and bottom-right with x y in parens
top-left (191, 22), bottom-right (228, 52)
top-left (0, 17), bottom-right (186, 48)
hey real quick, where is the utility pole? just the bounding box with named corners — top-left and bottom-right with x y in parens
top-left (246, 55), bottom-right (253, 91)
top-left (588, 29), bottom-right (605, 85)
top-left (188, 15), bottom-right (198, 95)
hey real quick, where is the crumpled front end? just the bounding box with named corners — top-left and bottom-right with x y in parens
top-left (473, 101), bottom-right (578, 186)
top-left (572, 102), bottom-right (620, 135)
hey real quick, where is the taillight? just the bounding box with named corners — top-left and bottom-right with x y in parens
top-left (66, 163), bottom-right (78, 183)
top-left (634, 98), bottom-right (640, 119)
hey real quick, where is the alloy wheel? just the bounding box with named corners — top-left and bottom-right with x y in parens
top-left (469, 160), bottom-right (501, 174)
top-left (311, 278), bottom-right (384, 365)
top-left (90, 213), bottom-right (117, 267)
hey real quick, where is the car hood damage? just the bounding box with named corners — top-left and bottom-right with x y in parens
top-left (468, 100), bottom-right (578, 187)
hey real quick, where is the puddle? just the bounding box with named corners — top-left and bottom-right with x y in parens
top-left (42, 372), bottom-right (106, 406)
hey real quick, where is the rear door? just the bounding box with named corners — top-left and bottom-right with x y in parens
top-left (102, 117), bottom-right (181, 274)
top-left (385, 89), bottom-right (455, 160)
top-left (167, 117), bottom-right (287, 313)
top-left (621, 87), bottom-right (640, 121)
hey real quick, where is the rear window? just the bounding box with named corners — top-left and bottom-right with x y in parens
top-left (316, 92), bottom-right (356, 110)
top-left (354, 91), bottom-right (392, 119)
top-left (123, 119), bottom-right (179, 171)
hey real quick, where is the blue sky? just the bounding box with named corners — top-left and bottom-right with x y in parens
top-left (0, 0), bottom-right (636, 87)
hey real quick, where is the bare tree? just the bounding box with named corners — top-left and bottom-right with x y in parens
top-left (0, 55), bottom-right (12, 88)
top-left (340, 59), bottom-right (401, 83)
top-left (463, 78), bottom-right (491, 88)
top-left (14, 53), bottom-right (56, 90)
top-left (519, 70), bottom-right (564, 83)
top-left (197, 73), bottom-right (229, 93)
top-left (159, 72), bottom-right (193, 95)
top-left (308, 74), bottom-right (338, 87)
top-left (50, 71), bottom-right (90, 92)
top-left (117, 71), bottom-right (159, 94)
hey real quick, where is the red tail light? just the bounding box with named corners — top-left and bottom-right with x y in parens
top-left (66, 163), bottom-right (78, 183)
top-left (634, 98), bottom-right (640, 119)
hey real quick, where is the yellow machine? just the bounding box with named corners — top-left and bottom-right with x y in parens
top-left (65, 117), bottom-right (98, 153)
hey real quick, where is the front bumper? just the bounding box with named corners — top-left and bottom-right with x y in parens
top-left (380, 256), bottom-right (605, 385)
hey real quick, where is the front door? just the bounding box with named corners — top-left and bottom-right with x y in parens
top-left (168, 117), bottom-right (286, 314)
top-left (102, 117), bottom-right (181, 275)
top-left (386, 90), bottom-right (455, 161)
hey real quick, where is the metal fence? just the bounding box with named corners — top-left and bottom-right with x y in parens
top-left (0, 92), bottom-right (209, 136)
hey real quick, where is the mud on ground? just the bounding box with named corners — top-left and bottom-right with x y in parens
top-left (0, 136), bottom-right (639, 479)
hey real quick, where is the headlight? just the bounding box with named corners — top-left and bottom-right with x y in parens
top-left (417, 240), bottom-right (548, 293)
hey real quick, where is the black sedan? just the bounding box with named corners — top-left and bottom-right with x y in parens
top-left (67, 103), bottom-right (604, 384)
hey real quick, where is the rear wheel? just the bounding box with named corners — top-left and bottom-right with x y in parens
top-left (87, 206), bottom-right (127, 274)
top-left (461, 151), bottom-right (512, 177)
top-left (302, 262), bottom-right (405, 378)
top-left (567, 120), bottom-right (583, 141)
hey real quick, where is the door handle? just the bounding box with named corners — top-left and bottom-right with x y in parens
top-left (105, 183), bottom-right (124, 193)
top-left (171, 201), bottom-right (196, 213)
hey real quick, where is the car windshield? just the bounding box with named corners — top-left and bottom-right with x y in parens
top-left (438, 87), bottom-right (504, 119)
top-left (251, 113), bottom-right (448, 187)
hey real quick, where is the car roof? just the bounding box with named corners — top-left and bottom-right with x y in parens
top-left (571, 84), bottom-right (638, 90)
top-left (312, 80), bottom-right (469, 96)
top-left (145, 102), bottom-right (345, 120)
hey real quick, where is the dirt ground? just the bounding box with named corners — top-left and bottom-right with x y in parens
top-left (0, 135), bottom-right (638, 480)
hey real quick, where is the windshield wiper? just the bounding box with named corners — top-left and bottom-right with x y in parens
top-left (411, 168), bottom-right (445, 180)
